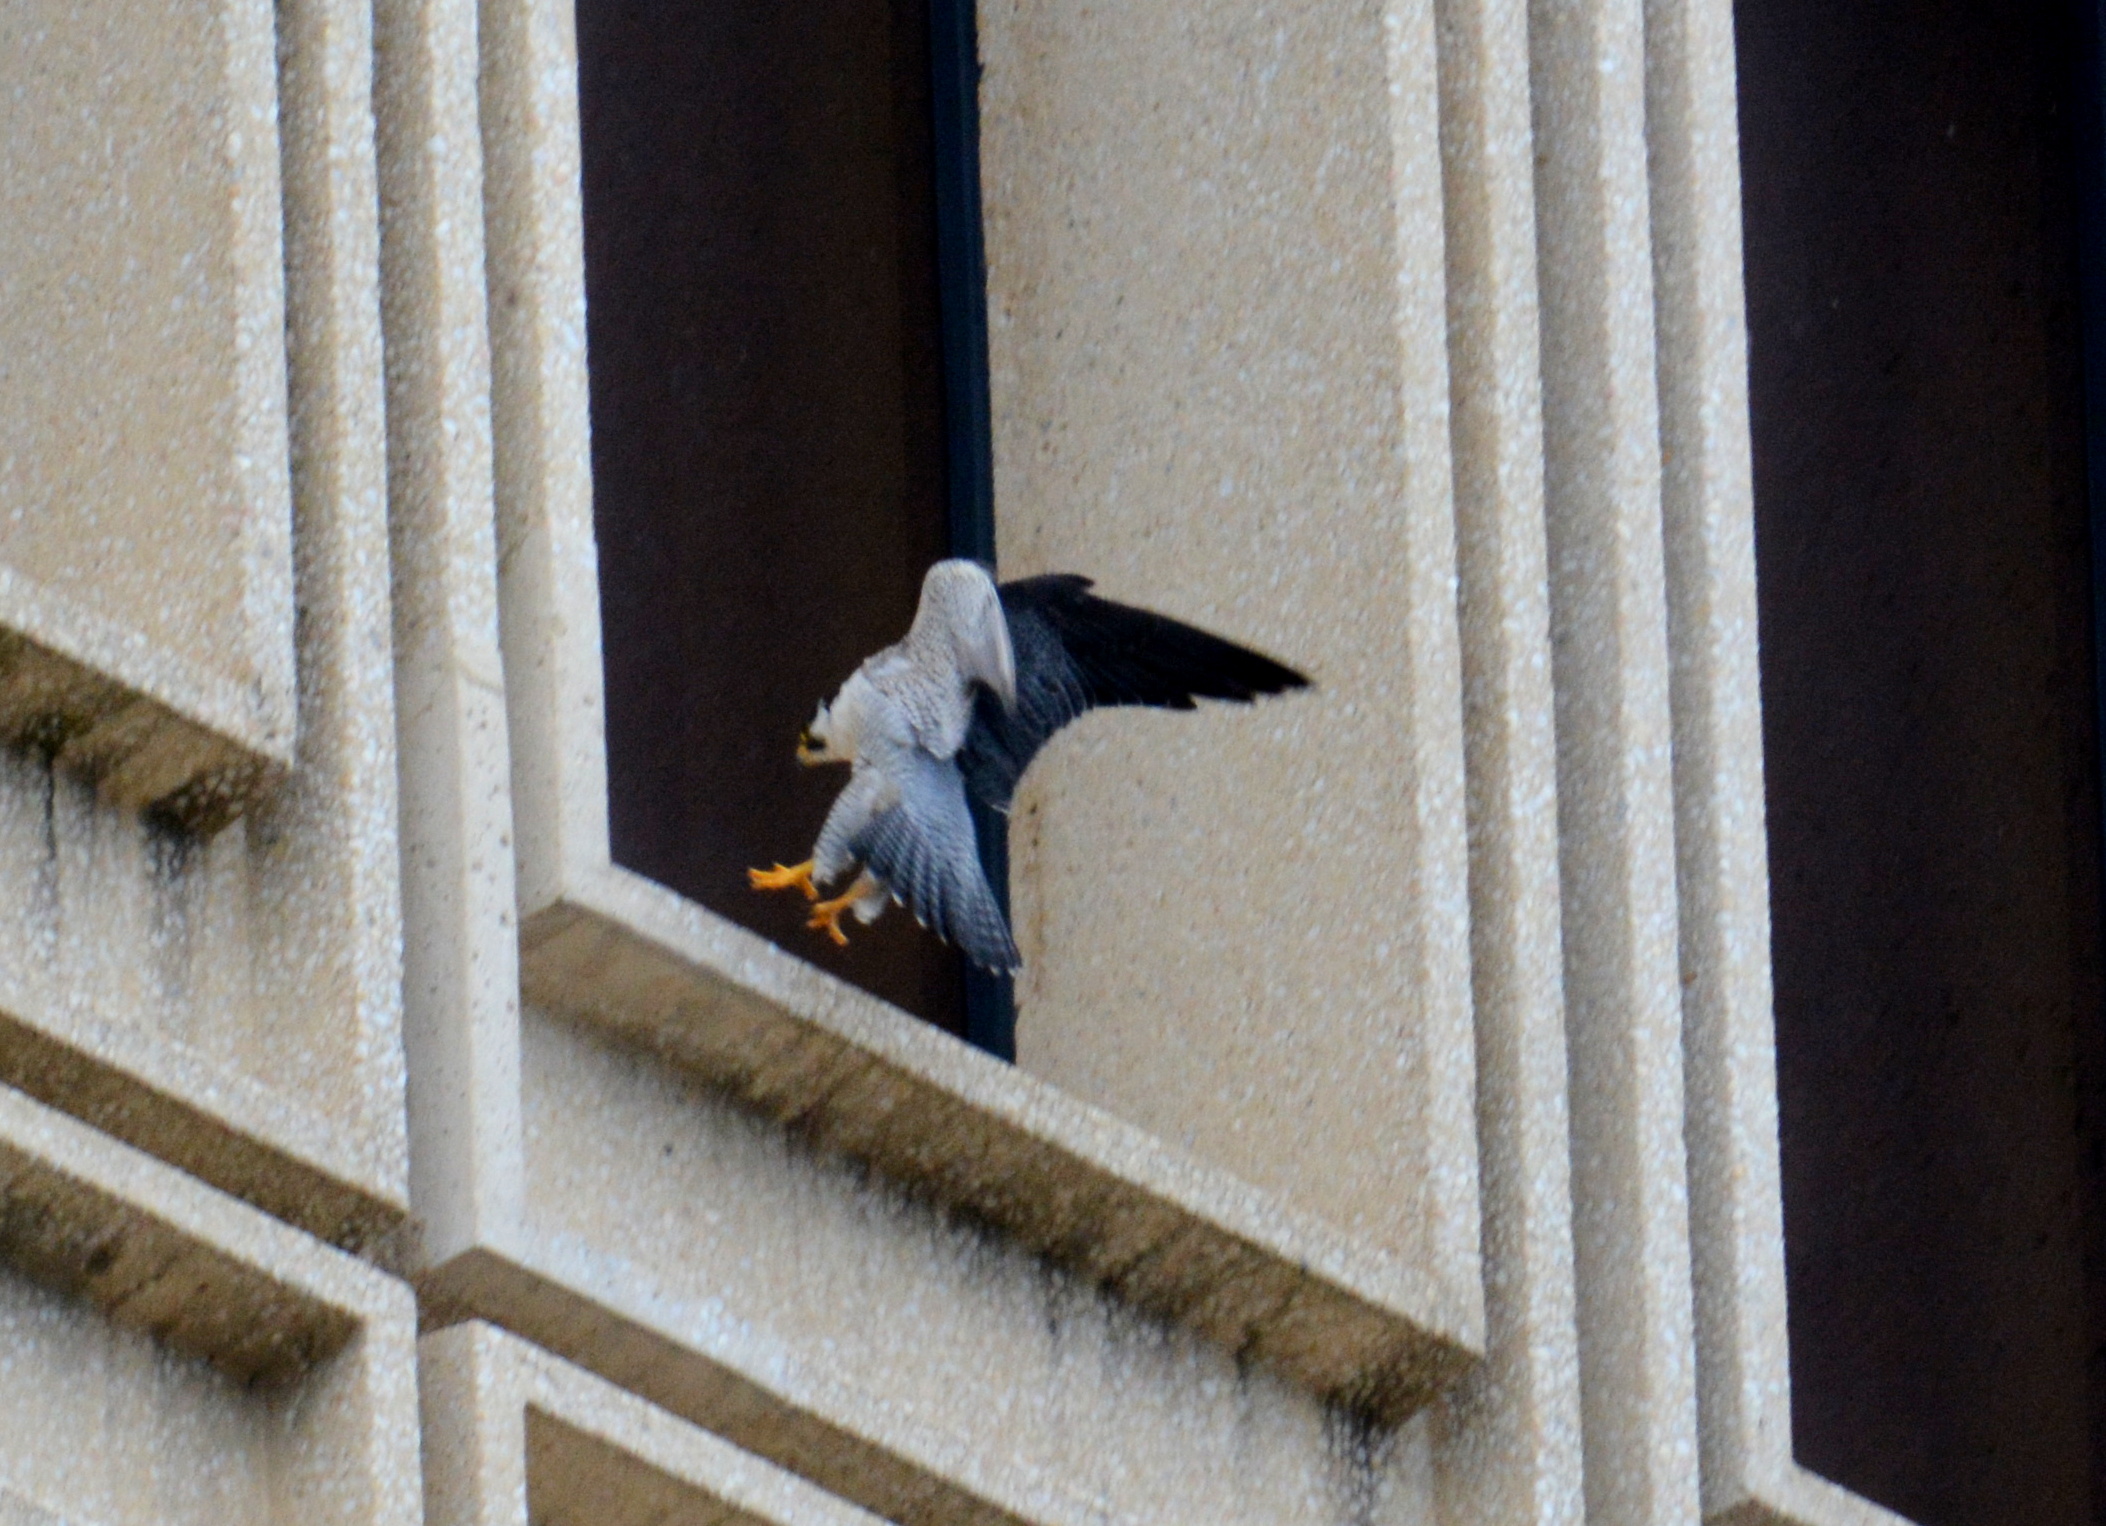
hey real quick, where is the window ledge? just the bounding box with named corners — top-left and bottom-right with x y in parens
top-left (0, 1079), bottom-right (410, 1386)
top-left (519, 861), bottom-right (1483, 1424)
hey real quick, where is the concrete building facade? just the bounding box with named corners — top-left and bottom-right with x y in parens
top-left (0, 0), bottom-right (2092, 1523)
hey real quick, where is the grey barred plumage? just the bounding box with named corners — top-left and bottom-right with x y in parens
top-left (750, 559), bottom-right (1309, 973)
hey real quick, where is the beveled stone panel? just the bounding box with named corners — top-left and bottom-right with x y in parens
top-left (1428, 0), bottom-right (1588, 1513)
top-left (418, 1005), bottom-right (1448, 1526)
top-left (977, 0), bottom-right (1481, 1348)
top-left (0, 0), bottom-right (410, 1251)
top-left (0, 1083), bottom-right (420, 1526)
top-left (1649, 0), bottom-right (1916, 1520)
top-left (421, 1322), bottom-right (884, 1526)
top-left (0, 0), bottom-right (297, 826)
top-left (443, 0), bottom-right (1482, 1429)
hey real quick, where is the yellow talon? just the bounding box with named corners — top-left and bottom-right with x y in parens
top-left (807, 875), bottom-right (878, 947)
top-left (808, 890), bottom-right (860, 946)
top-left (748, 860), bottom-right (818, 900)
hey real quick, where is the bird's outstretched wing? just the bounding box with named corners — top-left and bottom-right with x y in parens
top-left (852, 744), bottom-right (1021, 972)
top-left (957, 574), bottom-right (1311, 813)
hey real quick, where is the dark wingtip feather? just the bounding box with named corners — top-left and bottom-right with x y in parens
top-left (960, 574), bottom-right (1313, 816)
top-left (1004, 574), bottom-right (1313, 709)
top-left (1221, 646), bottom-right (1311, 698)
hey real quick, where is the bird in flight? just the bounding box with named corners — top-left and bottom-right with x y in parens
top-left (749, 560), bottom-right (1309, 972)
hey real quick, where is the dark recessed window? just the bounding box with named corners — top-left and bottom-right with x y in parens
top-left (1737, 1), bottom-right (2106, 1520)
top-left (575, 0), bottom-right (996, 1043)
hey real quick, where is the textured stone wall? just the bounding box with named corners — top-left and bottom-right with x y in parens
top-left (0, 0), bottom-right (1926, 1522)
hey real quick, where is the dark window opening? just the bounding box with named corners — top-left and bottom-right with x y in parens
top-left (576, 0), bottom-right (1006, 1047)
top-left (1737, 1), bottom-right (2106, 1521)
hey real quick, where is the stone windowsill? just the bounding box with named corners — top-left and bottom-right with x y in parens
top-left (519, 860), bottom-right (1482, 1424)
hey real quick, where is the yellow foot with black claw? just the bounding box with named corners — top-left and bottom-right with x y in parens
top-left (748, 860), bottom-right (818, 900)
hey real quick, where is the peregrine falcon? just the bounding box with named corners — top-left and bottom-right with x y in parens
top-left (750, 559), bottom-right (1309, 971)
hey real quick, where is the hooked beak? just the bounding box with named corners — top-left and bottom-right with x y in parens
top-left (796, 728), bottom-right (824, 766)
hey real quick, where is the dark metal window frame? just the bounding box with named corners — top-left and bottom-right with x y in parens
top-left (2071, 6), bottom-right (2106, 1504)
top-left (928, 0), bottom-right (1014, 1059)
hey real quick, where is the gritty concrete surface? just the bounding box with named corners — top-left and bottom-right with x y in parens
top-left (473, 0), bottom-right (609, 932)
top-left (0, 0), bottom-right (296, 816)
top-left (372, 0), bottom-right (523, 1278)
top-left (0, 0), bottom-right (407, 1252)
top-left (421, 1320), bottom-right (886, 1526)
top-left (977, 0), bottom-right (1482, 1342)
top-left (1427, 0), bottom-right (1588, 1516)
top-left (519, 871), bottom-right (1480, 1414)
top-left (445, 0), bottom-right (1482, 1434)
top-left (372, 0), bottom-right (1473, 1515)
top-left (0, 0), bottom-right (1904, 1519)
top-left (1525, 0), bottom-right (1705, 1520)
top-left (1650, 0), bottom-right (1916, 1522)
top-left (0, 1081), bottom-right (420, 1526)
top-left (422, 1004), bottom-right (1449, 1526)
